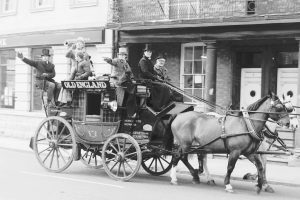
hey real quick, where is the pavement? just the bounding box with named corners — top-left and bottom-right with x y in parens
top-left (1, 135), bottom-right (300, 187)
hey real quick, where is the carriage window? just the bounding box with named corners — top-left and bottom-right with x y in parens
top-left (181, 43), bottom-right (206, 103)
top-left (86, 93), bottom-right (101, 116)
top-left (0, 50), bottom-right (16, 109)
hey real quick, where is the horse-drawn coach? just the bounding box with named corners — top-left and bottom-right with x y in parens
top-left (30, 75), bottom-right (297, 193)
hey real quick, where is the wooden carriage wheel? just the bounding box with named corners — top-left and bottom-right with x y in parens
top-left (33, 116), bottom-right (76, 172)
top-left (141, 154), bottom-right (173, 176)
top-left (102, 133), bottom-right (142, 181)
top-left (80, 145), bottom-right (103, 169)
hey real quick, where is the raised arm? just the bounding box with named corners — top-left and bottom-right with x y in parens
top-left (17, 52), bottom-right (39, 68)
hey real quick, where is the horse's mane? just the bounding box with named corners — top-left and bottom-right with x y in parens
top-left (246, 96), bottom-right (269, 111)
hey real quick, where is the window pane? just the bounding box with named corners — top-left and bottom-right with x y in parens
top-left (194, 46), bottom-right (203, 60)
top-left (194, 75), bottom-right (204, 88)
top-left (184, 47), bottom-right (193, 60)
top-left (184, 75), bottom-right (193, 88)
top-left (194, 61), bottom-right (202, 74)
top-left (183, 89), bottom-right (192, 102)
top-left (194, 89), bottom-right (204, 99)
top-left (184, 61), bottom-right (193, 74)
top-left (202, 59), bottom-right (206, 74)
top-left (0, 50), bottom-right (15, 108)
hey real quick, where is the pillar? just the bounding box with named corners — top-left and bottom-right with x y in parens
top-left (204, 41), bottom-right (217, 111)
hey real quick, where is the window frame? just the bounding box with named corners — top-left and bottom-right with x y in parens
top-left (70, 0), bottom-right (98, 8)
top-left (0, 0), bottom-right (17, 17)
top-left (31, 0), bottom-right (54, 13)
top-left (180, 42), bottom-right (206, 104)
top-left (0, 49), bottom-right (16, 109)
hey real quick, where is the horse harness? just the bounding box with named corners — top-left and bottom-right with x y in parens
top-left (217, 113), bottom-right (262, 153)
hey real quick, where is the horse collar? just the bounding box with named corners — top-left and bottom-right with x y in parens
top-left (242, 111), bottom-right (264, 141)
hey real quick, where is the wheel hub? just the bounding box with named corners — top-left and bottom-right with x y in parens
top-left (49, 140), bottom-right (58, 148)
top-left (116, 152), bottom-right (125, 162)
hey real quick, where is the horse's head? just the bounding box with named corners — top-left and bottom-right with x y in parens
top-left (267, 92), bottom-right (291, 127)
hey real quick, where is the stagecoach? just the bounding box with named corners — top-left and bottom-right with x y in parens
top-left (31, 75), bottom-right (296, 189)
top-left (31, 76), bottom-right (195, 180)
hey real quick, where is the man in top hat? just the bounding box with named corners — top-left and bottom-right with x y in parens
top-left (16, 49), bottom-right (56, 105)
top-left (138, 45), bottom-right (172, 112)
top-left (138, 44), bottom-right (160, 81)
top-left (103, 47), bottom-right (137, 117)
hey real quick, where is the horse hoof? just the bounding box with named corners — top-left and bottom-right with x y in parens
top-left (264, 185), bottom-right (275, 193)
top-left (170, 181), bottom-right (178, 185)
top-left (207, 180), bottom-right (216, 185)
top-left (255, 186), bottom-right (262, 194)
top-left (225, 188), bottom-right (234, 193)
top-left (192, 179), bottom-right (200, 184)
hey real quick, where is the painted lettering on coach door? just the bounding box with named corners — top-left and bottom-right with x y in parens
top-left (62, 81), bottom-right (109, 89)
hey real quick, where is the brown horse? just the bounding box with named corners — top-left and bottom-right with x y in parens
top-left (168, 92), bottom-right (290, 193)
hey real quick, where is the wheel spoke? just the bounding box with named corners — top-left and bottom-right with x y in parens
top-left (105, 157), bottom-right (117, 164)
top-left (143, 157), bottom-right (151, 163)
top-left (116, 138), bottom-right (121, 152)
top-left (57, 124), bottom-right (66, 140)
top-left (57, 148), bottom-right (67, 164)
top-left (155, 158), bottom-right (157, 172)
top-left (42, 148), bottom-right (54, 163)
top-left (124, 159), bottom-right (134, 172)
top-left (116, 162), bottom-right (121, 176)
top-left (109, 160), bottom-right (119, 172)
top-left (49, 120), bottom-right (56, 140)
top-left (124, 151), bottom-right (137, 159)
top-left (88, 152), bottom-right (93, 164)
top-left (158, 158), bottom-right (165, 171)
top-left (56, 149), bottom-right (60, 169)
top-left (160, 156), bottom-right (171, 165)
top-left (42, 124), bottom-right (54, 139)
top-left (123, 144), bottom-right (133, 154)
top-left (38, 146), bottom-right (51, 155)
top-left (108, 143), bottom-right (118, 153)
top-left (58, 134), bottom-right (71, 143)
top-left (57, 144), bottom-right (73, 147)
top-left (122, 162), bottom-right (127, 177)
top-left (148, 158), bottom-right (155, 169)
top-left (49, 149), bottom-right (55, 169)
top-left (122, 138), bottom-right (127, 152)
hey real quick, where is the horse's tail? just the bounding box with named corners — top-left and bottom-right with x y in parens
top-left (163, 114), bottom-right (177, 151)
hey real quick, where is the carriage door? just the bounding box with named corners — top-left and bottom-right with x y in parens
top-left (277, 68), bottom-right (298, 105)
top-left (240, 68), bottom-right (261, 109)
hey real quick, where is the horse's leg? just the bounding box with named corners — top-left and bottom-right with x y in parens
top-left (246, 154), bottom-right (266, 194)
top-left (181, 153), bottom-right (200, 184)
top-left (224, 150), bottom-right (240, 193)
top-left (170, 153), bottom-right (181, 185)
top-left (197, 153), bottom-right (204, 174)
top-left (197, 153), bottom-right (215, 185)
top-left (202, 154), bottom-right (216, 185)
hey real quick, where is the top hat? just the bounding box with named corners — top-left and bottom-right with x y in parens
top-left (143, 44), bottom-right (153, 52)
top-left (118, 47), bottom-right (128, 55)
top-left (156, 53), bottom-right (166, 60)
top-left (41, 49), bottom-right (51, 57)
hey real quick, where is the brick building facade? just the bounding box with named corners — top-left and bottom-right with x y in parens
top-left (107, 0), bottom-right (300, 150)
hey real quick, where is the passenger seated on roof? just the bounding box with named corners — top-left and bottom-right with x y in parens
top-left (103, 47), bottom-right (137, 117)
top-left (69, 52), bottom-right (92, 80)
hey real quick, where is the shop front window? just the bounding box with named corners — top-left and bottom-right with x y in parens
top-left (181, 43), bottom-right (206, 103)
top-left (0, 50), bottom-right (15, 108)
